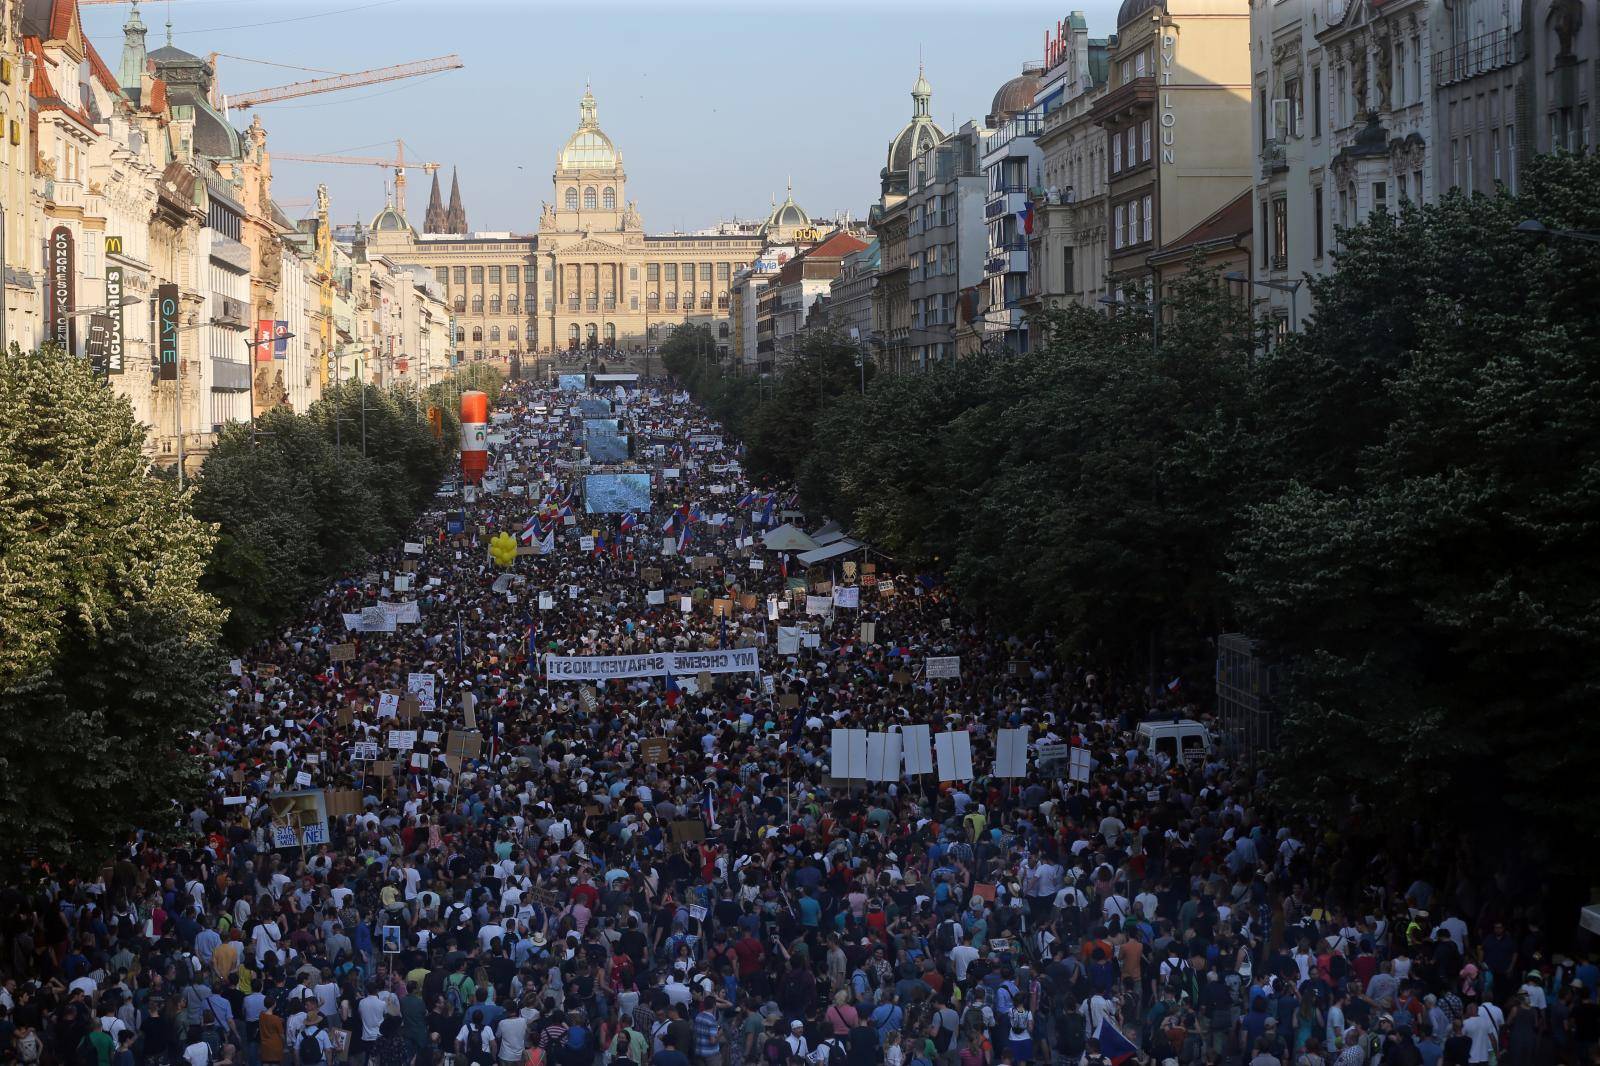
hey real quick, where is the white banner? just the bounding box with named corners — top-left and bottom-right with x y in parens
top-left (805, 595), bottom-right (832, 617)
top-left (832, 586), bottom-right (860, 609)
top-left (344, 607), bottom-right (397, 633)
top-left (830, 728), bottom-right (867, 780)
top-left (925, 655), bottom-right (962, 679)
top-left (994, 727), bottom-right (1029, 778)
top-left (935, 730), bottom-right (974, 782)
top-left (544, 648), bottom-right (761, 681)
top-left (866, 731), bottom-right (902, 782)
top-left (377, 601), bottom-right (421, 625)
top-left (1068, 746), bottom-right (1093, 784)
top-left (406, 672), bottom-right (436, 710)
top-left (776, 627), bottom-right (802, 655)
top-left (901, 724), bottom-right (933, 775)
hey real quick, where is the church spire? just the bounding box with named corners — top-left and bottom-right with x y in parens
top-left (118, 1), bottom-right (148, 95)
top-left (423, 170), bottom-right (447, 233)
top-left (445, 167), bottom-right (467, 234)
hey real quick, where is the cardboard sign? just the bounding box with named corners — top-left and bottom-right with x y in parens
top-left (397, 697), bottom-right (421, 722)
top-left (336, 704), bottom-right (355, 727)
top-left (446, 729), bottom-right (483, 761)
top-left (778, 693), bottom-right (800, 709)
top-left (643, 568), bottom-right (662, 585)
top-left (328, 643), bottom-right (357, 663)
top-left (325, 790), bottom-right (364, 817)
top-left (578, 685), bottom-right (599, 714)
top-left (669, 819), bottom-right (707, 842)
top-left (370, 760), bottom-right (395, 778)
top-left (641, 738), bottom-right (670, 764)
top-left (691, 555), bottom-right (716, 572)
top-left (712, 598), bottom-right (734, 618)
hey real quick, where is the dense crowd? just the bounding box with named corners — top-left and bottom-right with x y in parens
top-left (1, 381), bottom-right (1595, 1066)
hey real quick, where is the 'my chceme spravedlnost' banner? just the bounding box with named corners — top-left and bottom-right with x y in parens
top-left (545, 648), bottom-right (760, 681)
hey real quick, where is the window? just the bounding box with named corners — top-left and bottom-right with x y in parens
top-left (700, 291), bottom-right (712, 310)
top-left (1112, 131), bottom-right (1122, 173)
top-left (1312, 66), bottom-right (1322, 136)
top-left (508, 327), bottom-right (518, 341)
top-left (454, 298), bottom-right (465, 312)
top-left (1506, 123), bottom-right (1516, 192)
top-left (666, 292), bottom-right (677, 309)
top-left (1451, 140), bottom-right (1461, 190)
top-left (1129, 199), bottom-right (1140, 244)
top-left (1464, 137), bottom-right (1474, 194)
top-left (1413, 170), bottom-right (1424, 201)
top-left (603, 187), bottom-right (616, 210)
top-left (454, 327), bottom-right (465, 343)
top-left (452, 267), bottom-right (466, 284)
top-left (1492, 129), bottom-right (1502, 182)
top-left (911, 205), bottom-right (923, 233)
top-left (1135, 50), bottom-right (1147, 78)
top-left (1115, 203), bottom-right (1126, 249)
top-left (664, 264), bottom-right (677, 283)
top-left (1063, 246), bottom-right (1075, 294)
top-left (1272, 197), bottom-right (1288, 265)
top-left (647, 291), bottom-right (659, 310)
top-left (630, 266), bottom-right (639, 280)
top-left (489, 295), bottom-right (501, 312)
top-left (1411, 37), bottom-right (1421, 107)
top-left (1285, 76), bottom-right (1303, 136)
top-left (565, 189), bottom-right (578, 211)
top-left (471, 295), bottom-right (483, 312)
top-left (1142, 194), bottom-right (1153, 242)
top-left (471, 266), bottom-right (484, 283)
top-left (1336, 67), bottom-right (1347, 127)
top-left (630, 295), bottom-right (639, 310)
top-left (528, 266), bottom-right (538, 283)
top-left (488, 266), bottom-right (501, 284)
top-left (435, 267), bottom-right (448, 285)
top-left (508, 296), bottom-right (519, 313)
top-left (583, 187), bottom-right (597, 210)
top-left (1313, 185), bottom-right (1324, 259)
top-left (1394, 42), bottom-right (1406, 105)
top-left (700, 263), bottom-right (712, 281)
top-left (472, 327), bottom-right (483, 342)
top-left (647, 263), bottom-right (660, 282)
top-left (489, 326), bottom-right (501, 342)
top-left (1261, 203), bottom-right (1271, 266)
top-left (717, 262), bottom-right (730, 281)
top-left (1141, 119), bottom-right (1151, 162)
top-left (1121, 59), bottom-right (1131, 84)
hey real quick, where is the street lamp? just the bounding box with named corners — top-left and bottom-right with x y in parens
top-left (1514, 218), bottom-right (1600, 244)
top-left (1224, 272), bottom-right (1304, 329)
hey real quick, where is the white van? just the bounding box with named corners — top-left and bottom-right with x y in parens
top-left (1136, 718), bottom-right (1214, 766)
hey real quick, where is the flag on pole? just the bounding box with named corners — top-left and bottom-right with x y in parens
top-left (664, 672), bottom-right (682, 708)
top-left (1095, 1019), bottom-right (1138, 1066)
top-left (702, 782), bottom-right (719, 830)
top-left (539, 529), bottom-right (555, 555)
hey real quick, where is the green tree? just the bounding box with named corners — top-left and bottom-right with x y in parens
top-left (1232, 153), bottom-right (1600, 839)
top-left (0, 346), bottom-right (224, 866)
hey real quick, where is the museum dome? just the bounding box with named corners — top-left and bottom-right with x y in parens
top-left (763, 183), bottom-right (811, 235)
top-left (989, 64), bottom-right (1042, 125)
top-left (370, 205), bottom-right (411, 233)
top-left (559, 88), bottom-right (620, 170)
top-left (1117, 0), bottom-right (1166, 27)
top-left (885, 65), bottom-right (946, 175)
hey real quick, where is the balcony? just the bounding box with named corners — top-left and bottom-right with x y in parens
top-left (984, 240), bottom-right (1029, 278)
top-left (210, 357), bottom-right (250, 392)
top-left (1433, 28), bottom-right (1517, 88)
top-left (1260, 140), bottom-right (1288, 180)
top-left (985, 112), bottom-right (1044, 154)
top-left (985, 187), bottom-right (1028, 220)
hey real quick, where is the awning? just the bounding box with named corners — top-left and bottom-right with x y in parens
top-left (810, 520), bottom-right (848, 546)
top-left (762, 523), bottom-right (821, 552)
top-left (797, 539), bottom-right (862, 565)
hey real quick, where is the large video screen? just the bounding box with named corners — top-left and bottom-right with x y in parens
top-left (585, 473), bottom-right (651, 514)
top-left (578, 398), bottom-right (613, 417)
top-left (585, 431), bottom-right (630, 463)
top-left (558, 374), bottom-right (586, 392)
top-left (584, 418), bottom-right (620, 435)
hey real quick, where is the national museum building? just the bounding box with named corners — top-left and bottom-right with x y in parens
top-left (367, 89), bottom-right (787, 357)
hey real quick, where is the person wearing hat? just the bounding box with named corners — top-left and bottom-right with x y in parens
top-left (785, 1019), bottom-right (810, 1061)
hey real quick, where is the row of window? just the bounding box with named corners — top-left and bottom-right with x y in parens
top-left (452, 295), bottom-right (525, 313)
top-left (440, 265), bottom-right (539, 286)
top-left (563, 187), bottom-right (617, 212)
top-left (1111, 194), bottom-right (1154, 251)
top-left (1110, 120), bottom-right (1153, 176)
top-left (910, 196), bottom-right (956, 233)
top-left (454, 325), bottom-right (523, 343)
top-left (912, 293), bottom-right (954, 329)
top-left (909, 244), bottom-right (957, 282)
top-left (434, 262), bottom-right (748, 289)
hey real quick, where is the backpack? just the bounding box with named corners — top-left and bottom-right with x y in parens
top-left (75, 1037), bottom-right (98, 1066)
top-left (446, 974), bottom-right (470, 1014)
top-left (1058, 1011), bottom-right (1088, 1057)
top-left (298, 1027), bottom-right (323, 1065)
top-left (467, 1024), bottom-right (495, 1066)
top-left (763, 1037), bottom-right (788, 1066)
top-left (935, 921), bottom-right (959, 953)
top-left (823, 1038), bottom-right (848, 1066)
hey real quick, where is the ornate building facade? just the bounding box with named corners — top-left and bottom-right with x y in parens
top-left (368, 88), bottom-right (765, 356)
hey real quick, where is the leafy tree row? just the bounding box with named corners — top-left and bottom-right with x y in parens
top-left (194, 364), bottom-right (503, 648)
top-left (669, 153), bottom-right (1600, 847)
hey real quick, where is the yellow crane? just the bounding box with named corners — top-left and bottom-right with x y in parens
top-left (273, 141), bottom-right (440, 225)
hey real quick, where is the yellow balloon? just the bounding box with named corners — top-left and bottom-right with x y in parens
top-left (489, 532), bottom-right (517, 567)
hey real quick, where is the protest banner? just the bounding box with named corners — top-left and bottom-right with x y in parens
top-left (934, 730), bottom-right (974, 782)
top-left (925, 656), bottom-right (962, 679)
top-left (327, 643), bottom-right (356, 662)
top-left (640, 738), bottom-right (670, 764)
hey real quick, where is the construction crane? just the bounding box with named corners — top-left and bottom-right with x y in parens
top-left (274, 141), bottom-right (440, 223)
top-left (223, 55), bottom-right (462, 110)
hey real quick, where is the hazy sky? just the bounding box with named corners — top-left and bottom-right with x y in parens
top-left (83, 0), bottom-right (1122, 234)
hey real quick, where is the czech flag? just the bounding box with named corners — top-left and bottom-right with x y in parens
top-left (664, 672), bottom-right (682, 708)
top-left (1095, 1019), bottom-right (1138, 1066)
top-left (1018, 200), bottom-right (1035, 236)
top-left (620, 512), bottom-right (637, 534)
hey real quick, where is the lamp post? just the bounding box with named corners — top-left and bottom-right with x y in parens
top-left (244, 330), bottom-right (295, 446)
top-left (1224, 272), bottom-right (1303, 330)
top-left (1514, 218), bottom-right (1600, 244)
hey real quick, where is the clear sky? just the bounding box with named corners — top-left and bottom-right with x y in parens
top-left (83, 0), bottom-right (1123, 234)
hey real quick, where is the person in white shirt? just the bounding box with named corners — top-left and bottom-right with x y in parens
top-left (357, 985), bottom-right (392, 1044)
top-left (497, 1007), bottom-right (537, 1063)
top-left (182, 1039), bottom-right (211, 1066)
top-left (1463, 1005), bottom-right (1497, 1064)
top-left (949, 942), bottom-right (980, 983)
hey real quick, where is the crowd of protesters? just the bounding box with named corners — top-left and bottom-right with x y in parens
top-left (0, 380), bottom-right (1594, 1066)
